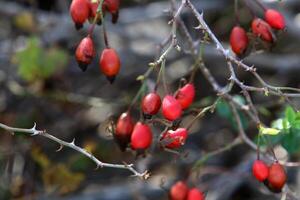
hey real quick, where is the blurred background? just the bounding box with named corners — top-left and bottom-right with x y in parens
top-left (1, 0), bottom-right (300, 199)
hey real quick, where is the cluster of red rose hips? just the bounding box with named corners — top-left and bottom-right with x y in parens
top-left (70, 0), bottom-right (121, 83)
top-left (169, 181), bottom-right (205, 200)
top-left (230, 5), bottom-right (285, 56)
top-left (70, 0), bottom-right (289, 196)
top-left (114, 82), bottom-right (195, 153)
top-left (252, 159), bottom-right (287, 193)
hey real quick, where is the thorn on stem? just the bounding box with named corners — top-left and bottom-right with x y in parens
top-left (168, 19), bottom-right (174, 25)
top-left (194, 24), bottom-right (202, 30)
top-left (70, 138), bottom-right (76, 145)
top-left (31, 131), bottom-right (40, 136)
top-left (141, 170), bottom-right (150, 180)
top-left (95, 164), bottom-right (100, 170)
top-left (31, 123), bottom-right (37, 131)
top-left (228, 76), bottom-right (234, 81)
top-left (56, 144), bottom-right (64, 152)
top-left (175, 45), bottom-right (181, 52)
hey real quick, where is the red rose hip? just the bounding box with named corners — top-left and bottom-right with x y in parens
top-left (162, 95), bottom-right (182, 121)
top-left (230, 26), bottom-right (249, 55)
top-left (268, 162), bottom-right (286, 191)
top-left (75, 36), bottom-right (95, 71)
top-left (251, 18), bottom-right (274, 43)
top-left (265, 9), bottom-right (285, 30)
top-left (99, 48), bottom-right (121, 83)
top-left (104, 0), bottom-right (120, 13)
top-left (70, 0), bottom-right (89, 30)
top-left (141, 92), bottom-right (161, 117)
top-left (130, 122), bottom-right (152, 150)
top-left (252, 160), bottom-right (269, 182)
top-left (186, 188), bottom-right (205, 200)
top-left (162, 128), bottom-right (188, 149)
top-left (104, 0), bottom-right (120, 23)
top-left (169, 181), bottom-right (188, 200)
top-left (175, 83), bottom-right (195, 110)
top-left (88, 1), bottom-right (104, 25)
top-left (115, 112), bottom-right (134, 151)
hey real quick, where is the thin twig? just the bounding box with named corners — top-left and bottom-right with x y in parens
top-left (0, 123), bottom-right (149, 179)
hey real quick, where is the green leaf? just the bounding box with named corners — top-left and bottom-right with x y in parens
top-left (216, 99), bottom-right (231, 118)
top-left (282, 118), bottom-right (291, 131)
top-left (282, 128), bottom-right (300, 153)
top-left (259, 125), bottom-right (280, 135)
top-left (216, 96), bottom-right (248, 130)
top-left (295, 111), bottom-right (300, 120)
top-left (271, 119), bottom-right (284, 130)
top-left (15, 37), bottom-right (68, 82)
top-left (285, 106), bottom-right (296, 123)
top-left (16, 37), bottom-right (42, 81)
top-left (233, 95), bottom-right (246, 105)
top-left (265, 106), bottom-right (300, 154)
top-left (42, 47), bottom-right (68, 78)
top-left (293, 120), bottom-right (300, 129)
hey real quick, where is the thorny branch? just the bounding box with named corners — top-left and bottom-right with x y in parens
top-left (164, 0), bottom-right (300, 166)
top-left (0, 123), bottom-right (149, 179)
top-left (1, 1), bottom-right (300, 196)
top-left (146, 0), bottom-right (300, 173)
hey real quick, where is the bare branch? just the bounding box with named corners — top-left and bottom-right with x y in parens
top-left (0, 123), bottom-right (149, 179)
